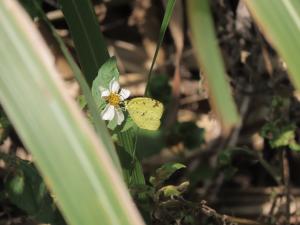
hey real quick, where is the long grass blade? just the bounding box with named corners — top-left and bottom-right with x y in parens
top-left (57, 0), bottom-right (146, 186)
top-left (0, 1), bottom-right (144, 225)
top-left (145, 0), bottom-right (176, 95)
top-left (33, 2), bottom-right (121, 172)
top-left (244, 0), bottom-right (300, 91)
top-left (187, 0), bottom-right (240, 133)
top-left (58, 0), bottom-right (109, 86)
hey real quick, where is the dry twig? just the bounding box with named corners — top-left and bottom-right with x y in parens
top-left (200, 200), bottom-right (266, 225)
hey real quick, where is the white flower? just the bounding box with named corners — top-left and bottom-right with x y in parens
top-left (100, 78), bottom-right (130, 125)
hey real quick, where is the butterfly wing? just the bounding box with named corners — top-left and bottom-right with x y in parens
top-left (126, 97), bottom-right (164, 131)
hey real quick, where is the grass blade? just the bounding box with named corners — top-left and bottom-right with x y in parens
top-left (0, 1), bottom-right (144, 225)
top-left (187, 0), bottom-right (240, 133)
top-left (145, 0), bottom-right (176, 95)
top-left (58, 0), bottom-right (146, 186)
top-left (120, 0), bottom-right (177, 186)
top-left (33, 2), bottom-right (122, 172)
top-left (245, 0), bottom-right (300, 91)
top-left (117, 130), bottom-right (145, 185)
top-left (58, 0), bottom-right (109, 86)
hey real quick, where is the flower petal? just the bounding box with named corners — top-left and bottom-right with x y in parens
top-left (119, 88), bottom-right (130, 100)
top-left (115, 108), bottom-right (125, 125)
top-left (101, 104), bottom-right (115, 121)
top-left (101, 89), bottom-right (110, 98)
top-left (109, 79), bottom-right (120, 93)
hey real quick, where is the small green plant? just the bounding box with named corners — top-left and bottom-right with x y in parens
top-left (1, 154), bottom-right (65, 225)
top-left (131, 163), bottom-right (197, 225)
top-left (260, 96), bottom-right (300, 151)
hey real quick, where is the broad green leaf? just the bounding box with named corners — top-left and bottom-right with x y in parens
top-left (159, 185), bottom-right (181, 198)
top-left (261, 122), bottom-right (300, 150)
top-left (3, 155), bottom-right (65, 225)
top-left (272, 130), bottom-right (296, 148)
top-left (94, 57), bottom-right (120, 90)
top-left (58, 0), bottom-right (109, 86)
top-left (0, 1), bottom-right (145, 225)
top-left (187, 0), bottom-right (240, 133)
top-left (92, 57), bottom-right (119, 110)
top-left (289, 142), bottom-right (300, 152)
top-left (150, 163), bottom-right (186, 187)
top-left (92, 57), bottom-right (119, 130)
top-left (245, 0), bottom-right (300, 91)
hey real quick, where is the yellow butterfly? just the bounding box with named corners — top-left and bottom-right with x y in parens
top-left (125, 97), bottom-right (164, 131)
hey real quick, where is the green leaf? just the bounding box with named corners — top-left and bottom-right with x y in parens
top-left (4, 157), bottom-right (65, 225)
top-left (92, 57), bottom-right (119, 110)
top-left (158, 181), bottom-right (189, 199)
top-left (187, 0), bottom-right (240, 133)
top-left (0, 2), bottom-right (145, 225)
top-left (261, 122), bottom-right (299, 149)
top-left (0, 108), bottom-right (10, 143)
top-left (7, 172), bottom-right (25, 195)
top-left (245, 0), bottom-right (300, 91)
top-left (150, 163), bottom-right (186, 187)
top-left (159, 185), bottom-right (181, 198)
top-left (218, 150), bottom-right (232, 167)
top-left (95, 57), bottom-right (120, 89)
top-left (58, 0), bottom-right (109, 86)
top-left (119, 116), bottom-right (135, 132)
top-left (289, 142), bottom-right (300, 152)
top-left (272, 130), bottom-right (295, 148)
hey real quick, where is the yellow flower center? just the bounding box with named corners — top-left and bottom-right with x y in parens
top-left (106, 92), bottom-right (121, 107)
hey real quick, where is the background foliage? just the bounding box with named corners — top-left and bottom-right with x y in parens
top-left (1, 0), bottom-right (300, 225)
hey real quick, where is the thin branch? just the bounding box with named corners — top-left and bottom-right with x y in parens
top-left (256, 152), bottom-right (281, 186)
top-left (199, 200), bottom-right (266, 225)
top-left (176, 198), bottom-right (266, 225)
top-left (282, 149), bottom-right (290, 224)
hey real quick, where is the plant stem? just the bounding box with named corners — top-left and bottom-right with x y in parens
top-left (179, 199), bottom-right (267, 225)
top-left (282, 149), bottom-right (290, 224)
top-left (256, 152), bottom-right (281, 186)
